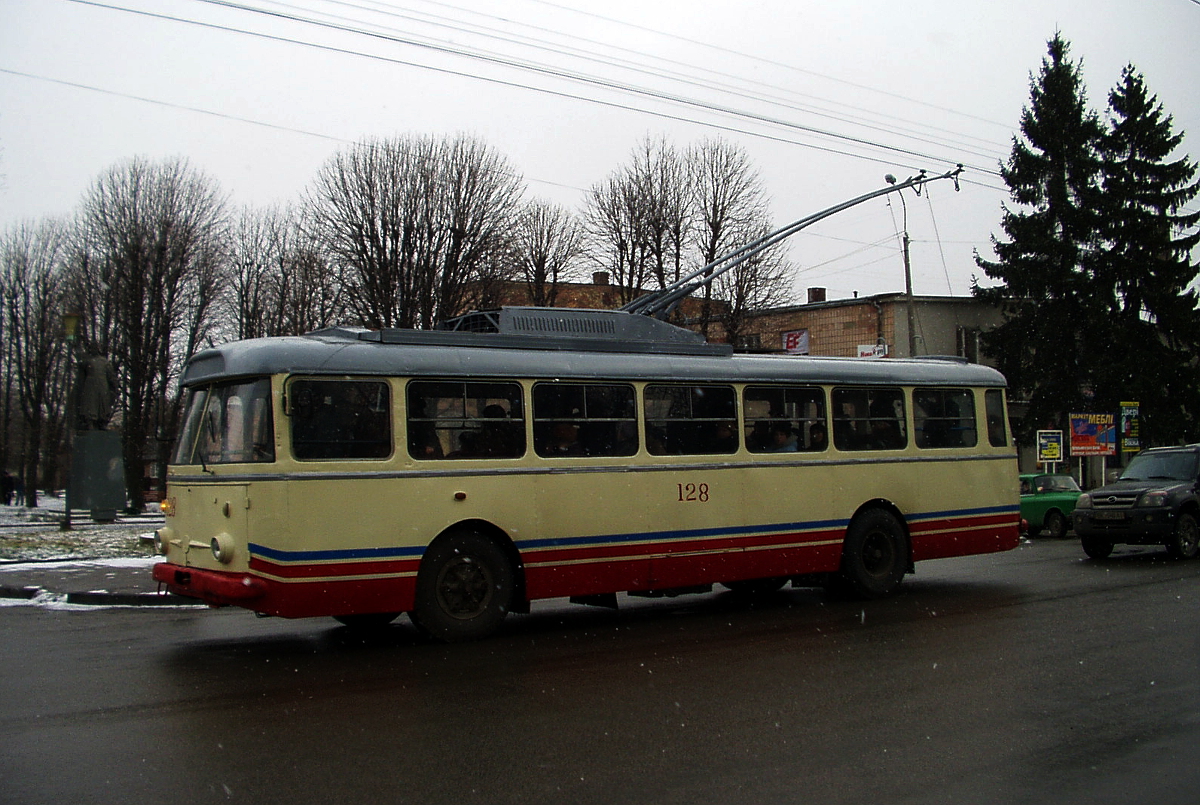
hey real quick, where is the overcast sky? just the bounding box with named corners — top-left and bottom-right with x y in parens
top-left (2, 0), bottom-right (1198, 302)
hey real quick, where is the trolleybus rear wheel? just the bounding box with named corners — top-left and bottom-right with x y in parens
top-left (838, 509), bottom-right (907, 599)
top-left (410, 530), bottom-right (515, 642)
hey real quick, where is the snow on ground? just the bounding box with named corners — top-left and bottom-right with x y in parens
top-left (0, 497), bottom-right (160, 562)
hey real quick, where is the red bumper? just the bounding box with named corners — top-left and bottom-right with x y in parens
top-left (153, 562), bottom-right (269, 606)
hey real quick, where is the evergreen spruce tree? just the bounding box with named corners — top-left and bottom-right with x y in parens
top-left (974, 34), bottom-right (1108, 439)
top-left (1096, 66), bottom-right (1200, 444)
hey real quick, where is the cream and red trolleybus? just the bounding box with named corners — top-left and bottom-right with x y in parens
top-left (152, 169), bottom-right (1019, 641)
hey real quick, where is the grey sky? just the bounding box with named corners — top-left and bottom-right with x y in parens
top-left (1, 0), bottom-right (1197, 302)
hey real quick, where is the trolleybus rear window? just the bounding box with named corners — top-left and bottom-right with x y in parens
top-left (913, 388), bottom-right (977, 448)
top-left (832, 387), bottom-right (907, 451)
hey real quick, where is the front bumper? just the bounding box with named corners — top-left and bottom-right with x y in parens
top-left (1073, 509), bottom-right (1176, 544)
top-left (152, 562), bottom-right (268, 606)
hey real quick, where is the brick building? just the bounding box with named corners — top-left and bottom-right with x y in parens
top-left (738, 288), bottom-right (1006, 364)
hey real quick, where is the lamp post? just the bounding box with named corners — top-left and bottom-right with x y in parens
top-left (60, 310), bottom-right (81, 531)
top-left (885, 175), bottom-right (918, 358)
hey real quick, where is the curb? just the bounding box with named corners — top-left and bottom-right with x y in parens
top-left (0, 584), bottom-right (198, 607)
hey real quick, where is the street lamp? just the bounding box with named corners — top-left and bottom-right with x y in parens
top-left (885, 175), bottom-right (918, 358)
top-left (60, 310), bottom-right (81, 531)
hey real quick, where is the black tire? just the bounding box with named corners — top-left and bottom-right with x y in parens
top-left (1043, 510), bottom-right (1068, 539)
top-left (1165, 512), bottom-right (1200, 559)
top-left (1081, 534), bottom-right (1114, 560)
top-left (838, 509), bottom-right (908, 599)
top-left (334, 612), bottom-right (400, 630)
top-left (721, 577), bottom-right (788, 596)
top-left (409, 530), bottom-right (515, 642)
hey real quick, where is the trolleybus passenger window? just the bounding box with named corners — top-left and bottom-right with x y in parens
top-left (986, 389), bottom-right (1008, 447)
top-left (172, 378), bottom-right (275, 466)
top-left (532, 383), bottom-right (637, 458)
top-left (914, 388), bottom-right (977, 448)
top-left (406, 381), bottom-right (524, 460)
top-left (290, 379), bottom-right (391, 460)
top-left (831, 388), bottom-right (907, 451)
top-left (643, 385), bottom-right (737, 456)
top-left (743, 386), bottom-right (827, 453)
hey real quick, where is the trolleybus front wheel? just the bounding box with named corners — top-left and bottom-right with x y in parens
top-left (410, 530), bottom-right (516, 642)
top-left (837, 509), bottom-right (908, 599)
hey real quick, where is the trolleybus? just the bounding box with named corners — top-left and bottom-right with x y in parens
top-left (152, 166), bottom-right (1019, 640)
top-left (152, 305), bottom-right (1019, 640)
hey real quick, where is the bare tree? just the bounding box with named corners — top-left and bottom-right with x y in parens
top-left (712, 220), bottom-right (793, 346)
top-left (0, 219), bottom-right (72, 508)
top-left (687, 138), bottom-right (792, 338)
top-left (632, 135), bottom-right (692, 289)
top-left (77, 157), bottom-right (227, 512)
top-left (582, 166), bottom-right (653, 306)
top-left (511, 200), bottom-right (584, 307)
top-left (306, 133), bottom-right (524, 330)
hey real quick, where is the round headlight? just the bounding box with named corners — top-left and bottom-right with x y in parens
top-left (153, 528), bottom-right (172, 556)
top-left (210, 533), bottom-right (236, 564)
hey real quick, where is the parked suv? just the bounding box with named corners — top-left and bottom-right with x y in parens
top-left (1073, 445), bottom-right (1200, 560)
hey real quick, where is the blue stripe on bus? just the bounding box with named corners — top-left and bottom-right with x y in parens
top-left (248, 503), bottom-right (1018, 564)
top-left (517, 518), bottom-right (850, 551)
top-left (249, 543), bottom-right (425, 562)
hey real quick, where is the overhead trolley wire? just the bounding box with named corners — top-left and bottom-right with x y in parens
top-left (68, 0), bottom-right (1006, 182)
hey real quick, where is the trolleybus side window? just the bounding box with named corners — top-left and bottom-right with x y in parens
top-left (290, 379), bottom-right (392, 460)
top-left (173, 378), bottom-right (275, 465)
top-left (644, 384), bottom-right (737, 456)
top-left (744, 386), bottom-right (827, 453)
top-left (831, 387), bottom-right (907, 451)
top-left (533, 383), bottom-right (637, 458)
top-left (913, 388), bottom-right (977, 448)
top-left (406, 381), bottom-right (524, 460)
top-left (985, 389), bottom-right (1008, 447)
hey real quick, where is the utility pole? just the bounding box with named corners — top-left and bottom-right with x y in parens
top-left (903, 229), bottom-right (917, 357)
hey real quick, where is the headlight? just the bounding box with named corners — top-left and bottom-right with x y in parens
top-left (1139, 490), bottom-right (1169, 507)
top-left (1075, 494), bottom-right (1092, 509)
top-left (153, 528), bottom-right (174, 556)
top-left (210, 533), bottom-right (236, 564)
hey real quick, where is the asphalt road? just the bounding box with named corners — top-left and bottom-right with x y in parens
top-left (2, 537), bottom-right (1198, 805)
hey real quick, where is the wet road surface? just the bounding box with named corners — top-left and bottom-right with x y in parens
top-left (2, 537), bottom-right (1198, 804)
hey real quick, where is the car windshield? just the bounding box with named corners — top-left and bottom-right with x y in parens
top-left (1037, 475), bottom-right (1080, 493)
top-left (1119, 451), bottom-right (1198, 482)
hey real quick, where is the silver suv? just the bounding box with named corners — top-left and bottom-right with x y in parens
top-left (1073, 445), bottom-right (1200, 560)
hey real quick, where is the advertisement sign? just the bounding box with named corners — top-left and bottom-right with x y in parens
top-left (1120, 401), bottom-right (1140, 453)
top-left (1037, 430), bottom-right (1064, 464)
top-left (1070, 412), bottom-right (1117, 457)
top-left (857, 344), bottom-right (888, 359)
top-left (782, 329), bottom-right (809, 355)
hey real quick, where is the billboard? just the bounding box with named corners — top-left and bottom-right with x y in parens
top-left (1120, 401), bottom-right (1140, 453)
top-left (782, 329), bottom-right (809, 355)
top-left (1070, 412), bottom-right (1117, 457)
